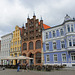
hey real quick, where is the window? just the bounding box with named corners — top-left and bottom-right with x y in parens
top-left (71, 24), bottom-right (74, 32)
top-left (11, 48), bottom-right (12, 52)
top-left (46, 32), bottom-right (48, 39)
top-left (46, 43), bottom-right (49, 51)
top-left (15, 47), bottom-right (16, 51)
top-left (73, 39), bottom-right (75, 46)
top-left (67, 25), bottom-right (70, 32)
top-left (69, 39), bottom-right (72, 46)
top-left (53, 31), bottom-right (55, 37)
top-left (54, 54), bottom-right (57, 62)
top-left (62, 54), bottom-right (66, 62)
top-left (60, 29), bottom-right (64, 36)
top-left (36, 40), bottom-right (41, 49)
top-left (15, 53), bottom-right (17, 57)
top-left (71, 53), bottom-right (75, 61)
top-left (46, 55), bottom-right (50, 62)
top-left (19, 54), bottom-right (21, 56)
top-left (20, 47), bottom-right (21, 50)
top-left (53, 42), bottom-right (56, 50)
top-left (61, 41), bottom-right (65, 48)
top-left (23, 43), bottom-right (27, 50)
top-left (29, 42), bottom-right (33, 50)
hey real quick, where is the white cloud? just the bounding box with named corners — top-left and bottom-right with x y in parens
top-left (0, 0), bottom-right (75, 39)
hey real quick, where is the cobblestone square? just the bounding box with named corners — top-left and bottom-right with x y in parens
top-left (0, 69), bottom-right (75, 75)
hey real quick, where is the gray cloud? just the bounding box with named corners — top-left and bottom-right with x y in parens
top-left (0, 0), bottom-right (75, 39)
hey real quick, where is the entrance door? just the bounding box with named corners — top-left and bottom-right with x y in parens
top-left (29, 53), bottom-right (34, 65)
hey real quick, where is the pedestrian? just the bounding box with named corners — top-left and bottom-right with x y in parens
top-left (17, 61), bottom-right (20, 72)
top-left (26, 62), bottom-right (29, 72)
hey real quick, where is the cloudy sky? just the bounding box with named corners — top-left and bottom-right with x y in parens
top-left (0, 0), bottom-right (75, 39)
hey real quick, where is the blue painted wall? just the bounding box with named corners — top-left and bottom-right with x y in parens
top-left (56, 40), bottom-right (61, 50)
top-left (44, 51), bottom-right (67, 64)
top-left (49, 41), bottom-right (53, 51)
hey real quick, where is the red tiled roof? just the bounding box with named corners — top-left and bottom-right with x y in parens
top-left (39, 22), bottom-right (51, 29)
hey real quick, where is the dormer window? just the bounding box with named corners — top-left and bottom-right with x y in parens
top-left (53, 31), bottom-right (55, 37)
top-left (71, 24), bottom-right (74, 32)
top-left (60, 29), bottom-right (64, 36)
top-left (67, 25), bottom-right (70, 32)
top-left (46, 32), bottom-right (48, 39)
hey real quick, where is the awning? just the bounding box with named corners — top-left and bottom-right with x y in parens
top-left (1, 56), bottom-right (33, 60)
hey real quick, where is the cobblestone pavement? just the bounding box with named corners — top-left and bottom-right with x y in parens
top-left (0, 69), bottom-right (75, 75)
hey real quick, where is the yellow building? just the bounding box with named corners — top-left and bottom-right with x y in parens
top-left (10, 26), bottom-right (22, 65)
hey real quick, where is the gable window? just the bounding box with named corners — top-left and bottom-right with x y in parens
top-left (46, 32), bottom-right (48, 39)
top-left (46, 43), bottom-right (49, 51)
top-left (60, 29), bottom-right (64, 36)
top-left (71, 24), bottom-right (74, 32)
top-left (53, 42), bottom-right (56, 50)
top-left (61, 41), bottom-right (65, 48)
top-left (29, 42), bottom-right (33, 50)
top-left (73, 39), bottom-right (75, 46)
top-left (15, 47), bottom-right (16, 51)
top-left (54, 54), bottom-right (57, 62)
top-left (53, 31), bottom-right (55, 37)
top-left (46, 55), bottom-right (50, 62)
top-left (62, 54), bottom-right (66, 62)
top-left (36, 40), bottom-right (41, 49)
top-left (23, 43), bottom-right (27, 50)
top-left (69, 39), bottom-right (72, 46)
top-left (67, 25), bottom-right (70, 32)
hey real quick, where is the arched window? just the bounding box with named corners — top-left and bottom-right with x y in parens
top-left (23, 43), bottom-right (27, 50)
top-left (36, 52), bottom-right (41, 63)
top-left (36, 40), bottom-right (41, 49)
top-left (29, 42), bottom-right (33, 50)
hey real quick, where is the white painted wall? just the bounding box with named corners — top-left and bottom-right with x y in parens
top-left (0, 33), bottom-right (12, 65)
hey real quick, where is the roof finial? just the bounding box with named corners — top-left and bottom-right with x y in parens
top-left (66, 14), bottom-right (68, 16)
top-left (22, 23), bottom-right (24, 27)
top-left (41, 16), bottom-right (42, 20)
top-left (33, 11), bottom-right (35, 16)
top-left (28, 14), bottom-right (29, 18)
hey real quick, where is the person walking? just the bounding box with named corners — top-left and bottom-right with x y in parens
top-left (26, 62), bottom-right (29, 72)
top-left (17, 61), bottom-right (20, 72)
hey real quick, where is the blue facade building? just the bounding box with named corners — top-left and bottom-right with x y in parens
top-left (42, 15), bottom-right (75, 67)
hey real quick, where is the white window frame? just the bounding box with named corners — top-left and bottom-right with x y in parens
top-left (60, 28), bottom-right (64, 36)
top-left (53, 42), bottom-right (56, 50)
top-left (62, 54), bottom-right (66, 62)
top-left (46, 43), bottom-right (49, 51)
top-left (71, 53), bottom-right (75, 62)
top-left (46, 55), bottom-right (50, 62)
top-left (54, 54), bottom-right (58, 62)
top-left (73, 39), bottom-right (75, 46)
top-left (61, 40), bottom-right (65, 49)
top-left (68, 39), bottom-right (72, 47)
top-left (46, 32), bottom-right (48, 39)
top-left (67, 24), bottom-right (70, 32)
top-left (53, 31), bottom-right (56, 37)
top-left (71, 24), bottom-right (74, 32)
